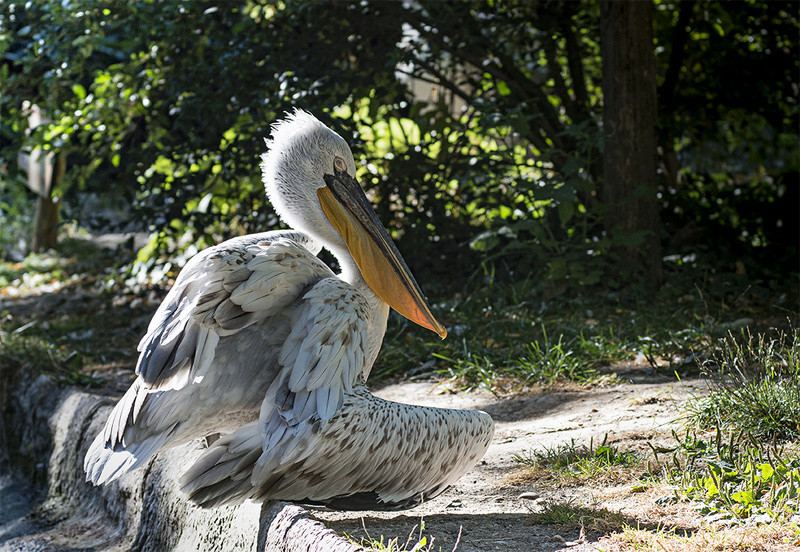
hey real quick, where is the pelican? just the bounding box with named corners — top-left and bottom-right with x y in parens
top-left (84, 110), bottom-right (493, 510)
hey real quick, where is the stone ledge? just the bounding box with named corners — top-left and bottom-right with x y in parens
top-left (1, 372), bottom-right (363, 552)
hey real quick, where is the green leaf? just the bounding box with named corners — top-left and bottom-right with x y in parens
top-left (758, 463), bottom-right (774, 481)
top-left (731, 490), bottom-right (756, 505)
top-left (557, 201), bottom-right (574, 224)
top-left (469, 230), bottom-right (500, 252)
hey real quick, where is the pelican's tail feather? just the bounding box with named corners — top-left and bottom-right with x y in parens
top-left (84, 428), bottom-right (174, 485)
top-left (84, 378), bottom-right (178, 485)
top-left (179, 421), bottom-right (262, 508)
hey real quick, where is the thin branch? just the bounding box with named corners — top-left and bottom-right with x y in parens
top-left (400, 58), bottom-right (475, 106)
top-left (543, 40), bottom-right (580, 123)
top-left (562, 22), bottom-right (589, 109)
top-left (404, 8), bottom-right (571, 172)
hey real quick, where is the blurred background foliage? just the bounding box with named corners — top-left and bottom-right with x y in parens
top-left (0, 0), bottom-right (797, 296)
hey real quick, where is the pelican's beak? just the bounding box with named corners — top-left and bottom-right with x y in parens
top-left (318, 170), bottom-right (447, 339)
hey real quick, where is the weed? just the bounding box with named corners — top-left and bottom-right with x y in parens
top-left (0, 329), bottom-right (103, 388)
top-left (531, 496), bottom-right (629, 534)
top-left (647, 328), bottom-right (800, 523)
top-left (345, 518), bottom-right (453, 552)
top-left (601, 523), bottom-right (800, 552)
top-left (372, 272), bottom-right (758, 392)
top-left (656, 428), bottom-right (800, 524)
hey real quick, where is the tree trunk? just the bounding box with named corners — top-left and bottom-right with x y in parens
top-left (29, 152), bottom-right (64, 252)
top-left (600, 0), bottom-right (662, 291)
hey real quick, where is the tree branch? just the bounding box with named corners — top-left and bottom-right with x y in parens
top-left (403, 7), bottom-right (571, 173)
top-left (399, 58), bottom-right (475, 106)
top-left (543, 40), bottom-right (580, 123)
top-left (562, 22), bottom-right (589, 110)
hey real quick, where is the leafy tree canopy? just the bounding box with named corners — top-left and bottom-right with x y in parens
top-left (1, 0), bottom-right (796, 291)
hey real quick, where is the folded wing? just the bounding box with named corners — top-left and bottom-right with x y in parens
top-left (181, 280), bottom-right (494, 509)
top-left (84, 231), bottom-right (333, 484)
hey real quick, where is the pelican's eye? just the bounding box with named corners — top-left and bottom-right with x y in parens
top-left (333, 156), bottom-right (347, 173)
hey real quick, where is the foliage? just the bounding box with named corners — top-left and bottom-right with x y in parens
top-left (602, 523), bottom-right (800, 552)
top-left (346, 519), bottom-right (440, 552)
top-left (0, 329), bottom-right (100, 387)
top-left (654, 0), bottom-right (800, 276)
top-left (1, 1), bottom-right (795, 291)
top-left (0, 172), bottom-right (33, 261)
top-left (0, 0), bottom-right (406, 258)
top-left (643, 329), bottom-right (800, 524)
top-left (374, 265), bottom-right (793, 392)
top-left (530, 497), bottom-right (630, 535)
top-left (659, 429), bottom-right (800, 524)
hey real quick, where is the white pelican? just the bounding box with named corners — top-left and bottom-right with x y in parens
top-left (84, 110), bottom-right (493, 510)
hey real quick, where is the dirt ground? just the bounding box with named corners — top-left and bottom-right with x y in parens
top-left (314, 372), bottom-right (709, 552)
top-left (1, 253), bottom-right (790, 551)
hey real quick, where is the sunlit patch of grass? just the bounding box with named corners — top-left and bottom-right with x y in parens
top-left (0, 329), bottom-right (103, 388)
top-left (600, 523), bottom-right (800, 552)
top-left (639, 329), bottom-right (800, 525)
top-left (372, 274), bottom-right (745, 391)
top-left (652, 428), bottom-right (800, 525)
top-left (0, 232), bottom-right (119, 292)
top-left (513, 435), bottom-right (640, 482)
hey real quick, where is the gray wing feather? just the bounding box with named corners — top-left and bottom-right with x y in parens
top-left (135, 231), bottom-right (329, 389)
top-left (181, 385), bottom-right (494, 509)
top-left (85, 230), bottom-right (331, 485)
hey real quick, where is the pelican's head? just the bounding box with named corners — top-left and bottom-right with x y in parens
top-left (261, 110), bottom-right (447, 338)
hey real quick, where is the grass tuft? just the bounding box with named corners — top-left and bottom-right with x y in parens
top-left (647, 328), bottom-right (800, 524)
top-left (372, 272), bottom-right (781, 392)
top-left (531, 497), bottom-right (630, 535)
top-left (513, 435), bottom-right (640, 481)
top-left (601, 523), bottom-right (800, 552)
top-left (0, 329), bottom-right (101, 387)
top-left (688, 327), bottom-right (800, 441)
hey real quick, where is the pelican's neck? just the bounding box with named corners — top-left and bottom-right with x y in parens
top-left (328, 243), bottom-right (390, 379)
top-left (329, 243), bottom-right (361, 288)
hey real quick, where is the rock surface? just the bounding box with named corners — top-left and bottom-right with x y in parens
top-left (0, 372), bottom-right (361, 552)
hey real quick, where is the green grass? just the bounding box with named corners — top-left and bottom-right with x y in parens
top-left (0, 230), bottom-right (121, 289)
top-left (513, 435), bottom-right (639, 480)
top-left (647, 328), bottom-right (800, 524)
top-left (374, 276), bottom-right (732, 391)
top-left (345, 519), bottom-right (442, 552)
top-left (373, 259), bottom-right (797, 392)
top-left (531, 496), bottom-right (631, 535)
top-left (687, 328), bottom-right (800, 441)
top-left (0, 329), bottom-right (103, 388)
top-left (653, 429), bottom-right (800, 524)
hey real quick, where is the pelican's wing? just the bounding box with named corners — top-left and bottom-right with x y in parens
top-left (85, 230), bottom-right (333, 484)
top-left (180, 277), bottom-right (369, 504)
top-left (180, 279), bottom-right (495, 509)
top-left (135, 230), bottom-right (330, 391)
